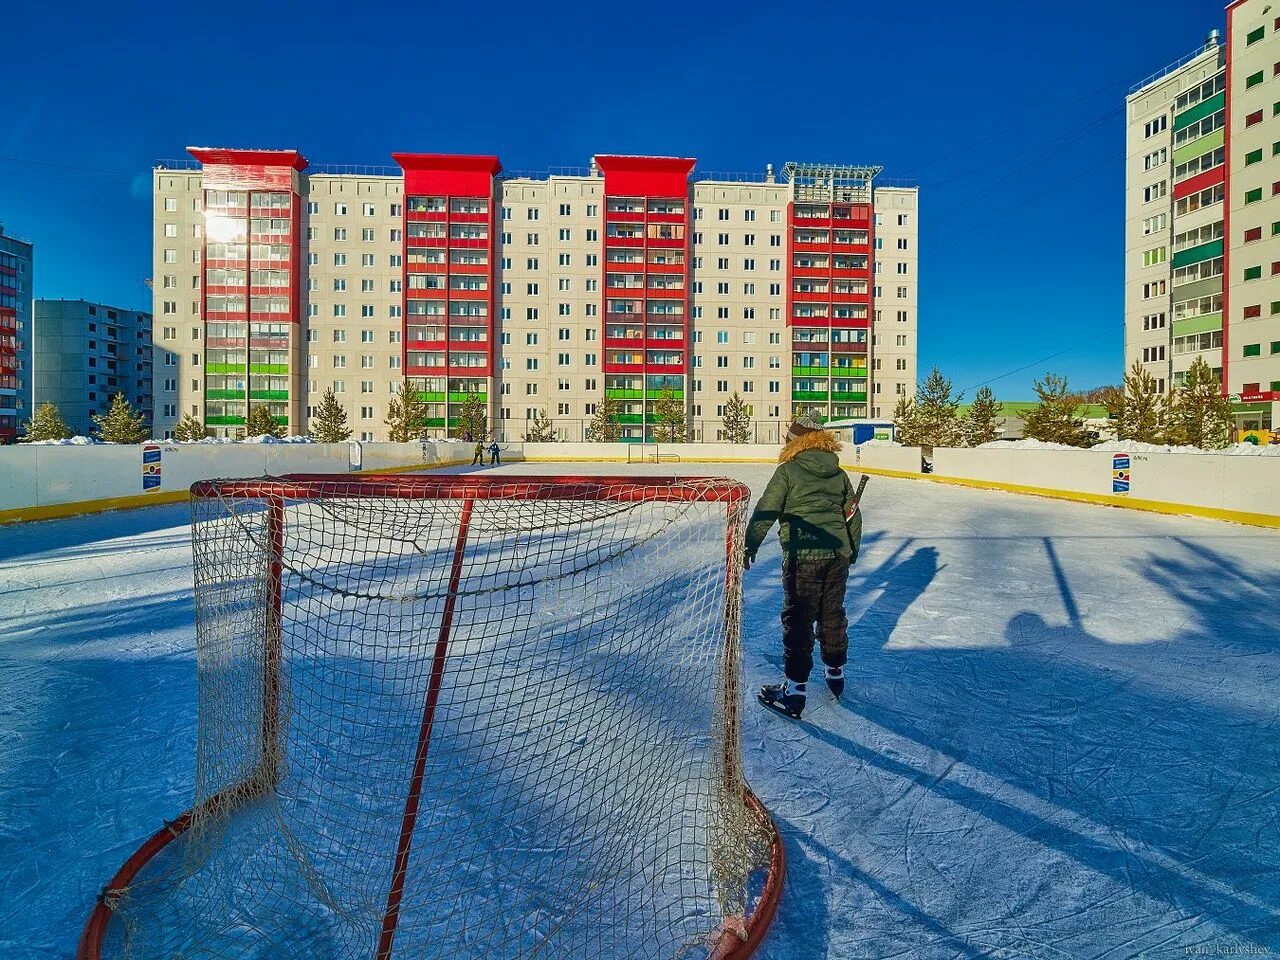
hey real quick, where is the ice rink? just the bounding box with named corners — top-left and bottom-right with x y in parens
top-left (1, 460), bottom-right (1278, 958)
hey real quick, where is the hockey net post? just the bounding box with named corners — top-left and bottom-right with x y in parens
top-left (79, 473), bottom-right (783, 960)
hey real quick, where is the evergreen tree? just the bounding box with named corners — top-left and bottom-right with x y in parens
top-left (585, 395), bottom-right (621, 442)
top-left (21, 402), bottom-right (73, 442)
top-left (244, 405), bottom-right (285, 439)
top-left (652, 387), bottom-right (687, 443)
top-left (172, 412), bottom-right (207, 442)
top-left (1111, 361), bottom-right (1167, 443)
top-left (92, 393), bottom-right (150, 443)
top-left (309, 388), bottom-right (352, 442)
top-left (892, 395), bottom-right (922, 446)
top-left (454, 392), bottom-right (488, 441)
top-left (384, 378), bottom-right (427, 442)
top-left (962, 386), bottom-right (1004, 447)
top-left (721, 391), bottom-right (752, 444)
top-left (1165, 357), bottom-right (1234, 449)
top-left (912, 367), bottom-right (964, 448)
top-left (1021, 373), bottom-right (1091, 446)
top-left (522, 409), bottom-right (558, 442)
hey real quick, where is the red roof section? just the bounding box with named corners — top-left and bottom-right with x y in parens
top-left (187, 147), bottom-right (308, 171)
top-left (594, 155), bottom-right (696, 197)
top-left (392, 154), bottom-right (502, 196)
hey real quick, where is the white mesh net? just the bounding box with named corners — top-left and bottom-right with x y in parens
top-left (93, 474), bottom-right (779, 960)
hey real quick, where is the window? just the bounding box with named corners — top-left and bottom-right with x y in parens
top-left (1249, 25), bottom-right (1266, 45)
top-left (1243, 343), bottom-right (1262, 357)
top-left (1246, 226), bottom-right (1264, 243)
top-left (1247, 149), bottom-right (1265, 166)
top-left (1143, 181), bottom-right (1167, 203)
top-left (1144, 115), bottom-right (1167, 138)
top-left (1246, 187), bottom-right (1264, 205)
top-left (1245, 304), bottom-right (1263, 319)
top-left (334, 228), bottom-right (347, 241)
top-left (1247, 109), bottom-right (1264, 127)
top-left (1247, 70), bottom-right (1265, 89)
top-left (1245, 265), bottom-right (1263, 281)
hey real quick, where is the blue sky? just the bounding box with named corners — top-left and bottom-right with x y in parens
top-left (0, 0), bottom-right (1225, 398)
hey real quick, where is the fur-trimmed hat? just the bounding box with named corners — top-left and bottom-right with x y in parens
top-left (786, 413), bottom-right (823, 441)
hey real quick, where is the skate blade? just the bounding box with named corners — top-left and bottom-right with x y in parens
top-left (757, 693), bottom-right (803, 719)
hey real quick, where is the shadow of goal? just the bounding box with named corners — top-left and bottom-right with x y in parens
top-left (78, 473), bottom-right (782, 960)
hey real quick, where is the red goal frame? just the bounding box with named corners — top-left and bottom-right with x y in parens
top-left (77, 473), bottom-right (784, 960)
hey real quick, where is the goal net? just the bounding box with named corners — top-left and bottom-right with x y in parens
top-left (80, 474), bottom-right (782, 960)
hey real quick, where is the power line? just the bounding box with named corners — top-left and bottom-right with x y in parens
top-left (958, 330), bottom-right (1115, 394)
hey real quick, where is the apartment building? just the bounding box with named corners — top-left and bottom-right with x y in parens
top-left (1126, 2), bottom-right (1280, 434)
top-left (33, 299), bottom-right (153, 436)
top-left (0, 224), bottom-right (33, 443)
top-left (152, 149), bottom-right (918, 442)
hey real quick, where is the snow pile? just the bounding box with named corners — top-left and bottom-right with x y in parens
top-left (238, 434), bottom-right (314, 444)
top-left (978, 438), bottom-right (1081, 451)
top-left (1092, 440), bottom-right (1280, 457)
top-left (23, 435), bottom-right (99, 445)
top-left (855, 439), bottom-right (902, 448)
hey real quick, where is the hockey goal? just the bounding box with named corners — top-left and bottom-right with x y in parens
top-left (79, 474), bottom-right (783, 960)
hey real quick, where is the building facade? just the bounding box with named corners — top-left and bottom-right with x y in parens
top-left (33, 300), bottom-right (153, 436)
top-left (152, 150), bottom-right (918, 442)
top-left (0, 224), bottom-right (34, 443)
top-left (1126, 2), bottom-right (1280, 434)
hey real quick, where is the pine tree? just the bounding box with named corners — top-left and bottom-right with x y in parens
top-left (1165, 357), bottom-right (1234, 449)
top-left (244, 405), bottom-right (285, 439)
top-left (962, 386), bottom-right (1004, 447)
top-left (171, 412), bottom-right (207, 442)
top-left (585, 395), bottom-right (621, 442)
top-left (21, 402), bottom-right (73, 442)
top-left (912, 367), bottom-right (964, 448)
top-left (523, 409), bottom-right (558, 442)
top-left (385, 378), bottom-right (427, 442)
top-left (92, 393), bottom-right (150, 443)
top-left (309, 388), bottom-right (352, 442)
top-left (892, 395), bottom-right (921, 446)
top-left (1021, 373), bottom-right (1091, 446)
top-left (454, 392), bottom-right (488, 441)
top-left (721, 391), bottom-right (752, 444)
top-left (1111, 361), bottom-right (1167, 443)
top-left (652, 387), bottom-right (687, 443)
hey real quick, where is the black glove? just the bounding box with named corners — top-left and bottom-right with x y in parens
top-left (743, 547), bottom-right (756, 572)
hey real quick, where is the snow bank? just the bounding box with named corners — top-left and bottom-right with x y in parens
top-left (23, 436), bottom-right (99, 445)
top-left (855, 438), bottom-right (902, 448)
top-left (238, 434), bottom-right (315, 444)
top-left (1092, 439), bottom-right (1280, 457)
top-left (978, 438), bottom-right (1080, 451)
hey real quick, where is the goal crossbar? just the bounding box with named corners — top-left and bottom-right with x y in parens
top-left (78, 473), bottom-right (782, 960)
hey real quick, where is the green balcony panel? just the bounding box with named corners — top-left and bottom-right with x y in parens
top-left (791, 390), bottom-right (830, 402)
top-left (1171, 238), bottom-right (1224, 268)
top-left (791, 366), bottom-right (832, 377)
top-left (447, 392), bottom-right (487, 403)
top-left (1172, 312), bottom-right (1222, 338)
top-left (616, 414), bottom-right (645, 424)
top-left (205, 416), bottom-right (245, 426)
top-left (416, 392), bottom-right (446, 402)
top-left (1171, 127), bottom-right (1224, 167)
top-left (249, 390), bottom-right (290, 401)
top-left (205, 363), bottom-right (244, 374)
top-left (204, 389), bottom-right (245, 401)
top-left (1170, 276), bottom-right (1222, 302)
top-left (249, 363), bottom-right (289, 375)
top-left (421, 418), bottom-right (447, 428)
top-left (605, 388), bottom-right (644, 400)
top-left (1173, 91), bottom-right (1224, 132)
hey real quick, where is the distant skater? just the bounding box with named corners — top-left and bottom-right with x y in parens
top-left (744, 414), bottom-right (865, 719)
top-left (472, 441), bottom-right (485, 466)
top-left (488, 441), bottom-right (501, 466)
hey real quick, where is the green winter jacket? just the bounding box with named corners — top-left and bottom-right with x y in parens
top-left (744, 430), bottom-right (863, 561)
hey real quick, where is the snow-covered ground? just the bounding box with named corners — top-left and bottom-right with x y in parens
top-left (1, 461), bottom-right (1277, 958)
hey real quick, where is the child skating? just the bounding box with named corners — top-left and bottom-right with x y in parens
top-left (743, 415), bottom-right (865, 719)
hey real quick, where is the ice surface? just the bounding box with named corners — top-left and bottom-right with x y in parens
top-left (1, 462), bottom-right (1278, 958)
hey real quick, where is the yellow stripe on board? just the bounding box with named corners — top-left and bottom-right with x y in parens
top-left (842, 465), bottom-right (1280, 529)
top-left (1, 456), bottom-right (1276, 529)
